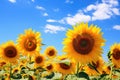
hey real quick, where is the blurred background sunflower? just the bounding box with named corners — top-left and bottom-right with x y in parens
top-left (110, 43), bottom-right (120, 68)
top-left (17, 28), bottom-right (42, 56)
top-left (54, 55), bottom-right (76, 75)
top-left (44, 46), bottom-right (57, 58)
top-left (0, 41), bottom-right (19, 63)
top-left (34, 53), bottom-right (45, 68)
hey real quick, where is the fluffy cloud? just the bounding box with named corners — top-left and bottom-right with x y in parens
top-left (84, 0), bottom-right (120, 20)
top-left (46, 12), bottom-right (91, 25)
top-left (44, 24), bottom-right (66, 34)
top-left (8, 0), bottom-right (16, 3)
top-left (36, 5), bottom-right (48, 17)
top-left (43, 13), bottom-right (48, 16)
top-left (36, 5), bottom-right (45, 11)
top-left (65, 12), bottom-right (91, 25)
top-left (113, 25), bottom-right (120, 30)
top-left (46, 0), bottom-right (120, 25)
top-left (46, 19), bottom-right (65, 24)
top-left (46, 19), bottom-right (57, 22)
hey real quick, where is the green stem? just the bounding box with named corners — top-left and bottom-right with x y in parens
top-left (110, 64), bottom-right (113, 79)
top-left (9, 63), bottom-right (12, 80)
top-left (76, 62), bottom-right (80, 74)
top-left (29, 56), bottom-right (31, 64)
top-left (63, 74), bottom-right (68, 80)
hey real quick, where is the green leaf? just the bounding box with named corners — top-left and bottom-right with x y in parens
top-left (98, 74), bottom-right (108, 80)
top-left (11, 73), bottom-right (22, 79)
top-left (107, 51), bottom-right (112, 61)
top-left (44, 72), bottom-right (54, 79)
top-left (52, 72), bottom-right (62, 80)
top-left (60, 59), bottom-right (71, 66)
top-left (87, 63), bottom-right (99, 73)
top-left (76, 72), bottom-right (90, 80)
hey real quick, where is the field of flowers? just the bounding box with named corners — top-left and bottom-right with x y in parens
top-left (0, 23), bottom-right (120, 80)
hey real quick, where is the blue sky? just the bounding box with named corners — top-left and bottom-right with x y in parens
top-left (0, 0), bottom-right (120, 61)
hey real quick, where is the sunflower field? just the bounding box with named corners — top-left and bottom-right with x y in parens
top-left (0, 23), bottom-right (120, 80)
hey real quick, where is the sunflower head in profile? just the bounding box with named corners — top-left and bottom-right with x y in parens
top-left (34, 53), bottom-right (45, 68)
top-left (17, 28), bottom-right (42, 56)
top-left (44, 61), bottom-right (55, 72)
top-left (12, 67), bottom-right (20, 73)
top-left (110, 43), bottom-right (120, 68)
top-left (84, 57), bottom-right (105, 76)
top-left (29, 75), bottom-right (36, 80)
top-left (102, 65), bottom-right (111, 74)
top-left (0, 41), bottom-right (19, 63)
top-left (0, 59), bottom-right (7, 67)
top-left (63, 23), bottom-right (105, 64)
top-left (44, 46), bottom-right (57, 58)
top-left (54, 55), bottom-right (76, 75)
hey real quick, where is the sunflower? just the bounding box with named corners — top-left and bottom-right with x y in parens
top-left (54, 55), bottom-right (76, 75)
top-left (34, 54), bottom-right (45, 68)
top-left (0, 60), bottom-right (7, 70)
top-left (44, 46), bottom-right (57, 58)
top-left (0, 41), bottom-right (19, 63)
top-left (84, 57), bottom-right (105, 76)
top-left (17, 28), bottom-right (42, 56)
top-left (0, 59), bottom-right (7, 67)
top-left (102, 65), bottom-right (111, 74)
top-left (44, 61), bottom-right (54, 72)
top-left (63, 23), bottom-right (105, 64)
top-left (29, 75), bottom-right (36, 80)
top-left (12, 67), bottom-right (20, 73)
top-left (110, 43), bottom-right (120, 68)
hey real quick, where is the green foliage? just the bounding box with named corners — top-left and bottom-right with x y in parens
top-left (76, 72), bottom-right (90, 80)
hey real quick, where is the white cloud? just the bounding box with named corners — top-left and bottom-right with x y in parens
top-left (44, 24), bottom-right (66, 34)
top-left (92, 3), bottom-right (112, 20)
top-left (65, 0), bottom-right (73, 4)
top-left (65, 12), bottom-right (91, 25)
top-left (111, 8), bottom-right (120, 15)
top-left (36, 5), bottom-right (45, 11)
top-left (46, 0), bottom-right (120, 26)
top-left (58, 19), bottom-right (66, 24)
top-left (46, 12), bottom-right (91, 25)
top-left (84, 0), bottom-right (120, 21)
top-left (46, 19), bottom-right (65, 24)
top-left (43, 13), bottom-right (48, 16)
top-left (31, 0), bottom-right (35, 2)
top-left (84, 4), bottom-right (96, 12)
top-left (8, 0), bottom-right (16, 3)
top-left (102, 0), bottom-right (118, 6)
top-left (46, 19), bottom-right (57, 22)
top-left (113, 25), bottom-right (120, 30)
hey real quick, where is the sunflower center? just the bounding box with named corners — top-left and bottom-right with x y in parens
top-left (112, 49), bottom-right (120, 60)
top-left (46, 64), bottom-right (53, 70)
top-left (13, 69), bottom-right (19, 73)
top-left (72, 33), bottom-right (94, 55)
top-left (107, 66), bottom-right (111, 70)
top-left (4, 46), bottom-right (17, 58)
top-left (48, 50), bottom-right (55, 56)
top-left (24, 37), bottom-right (37, 51)
top-left (59, 63), bottom-right (70, 70)
top-left (35, 56), bottom-right (43, 63)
